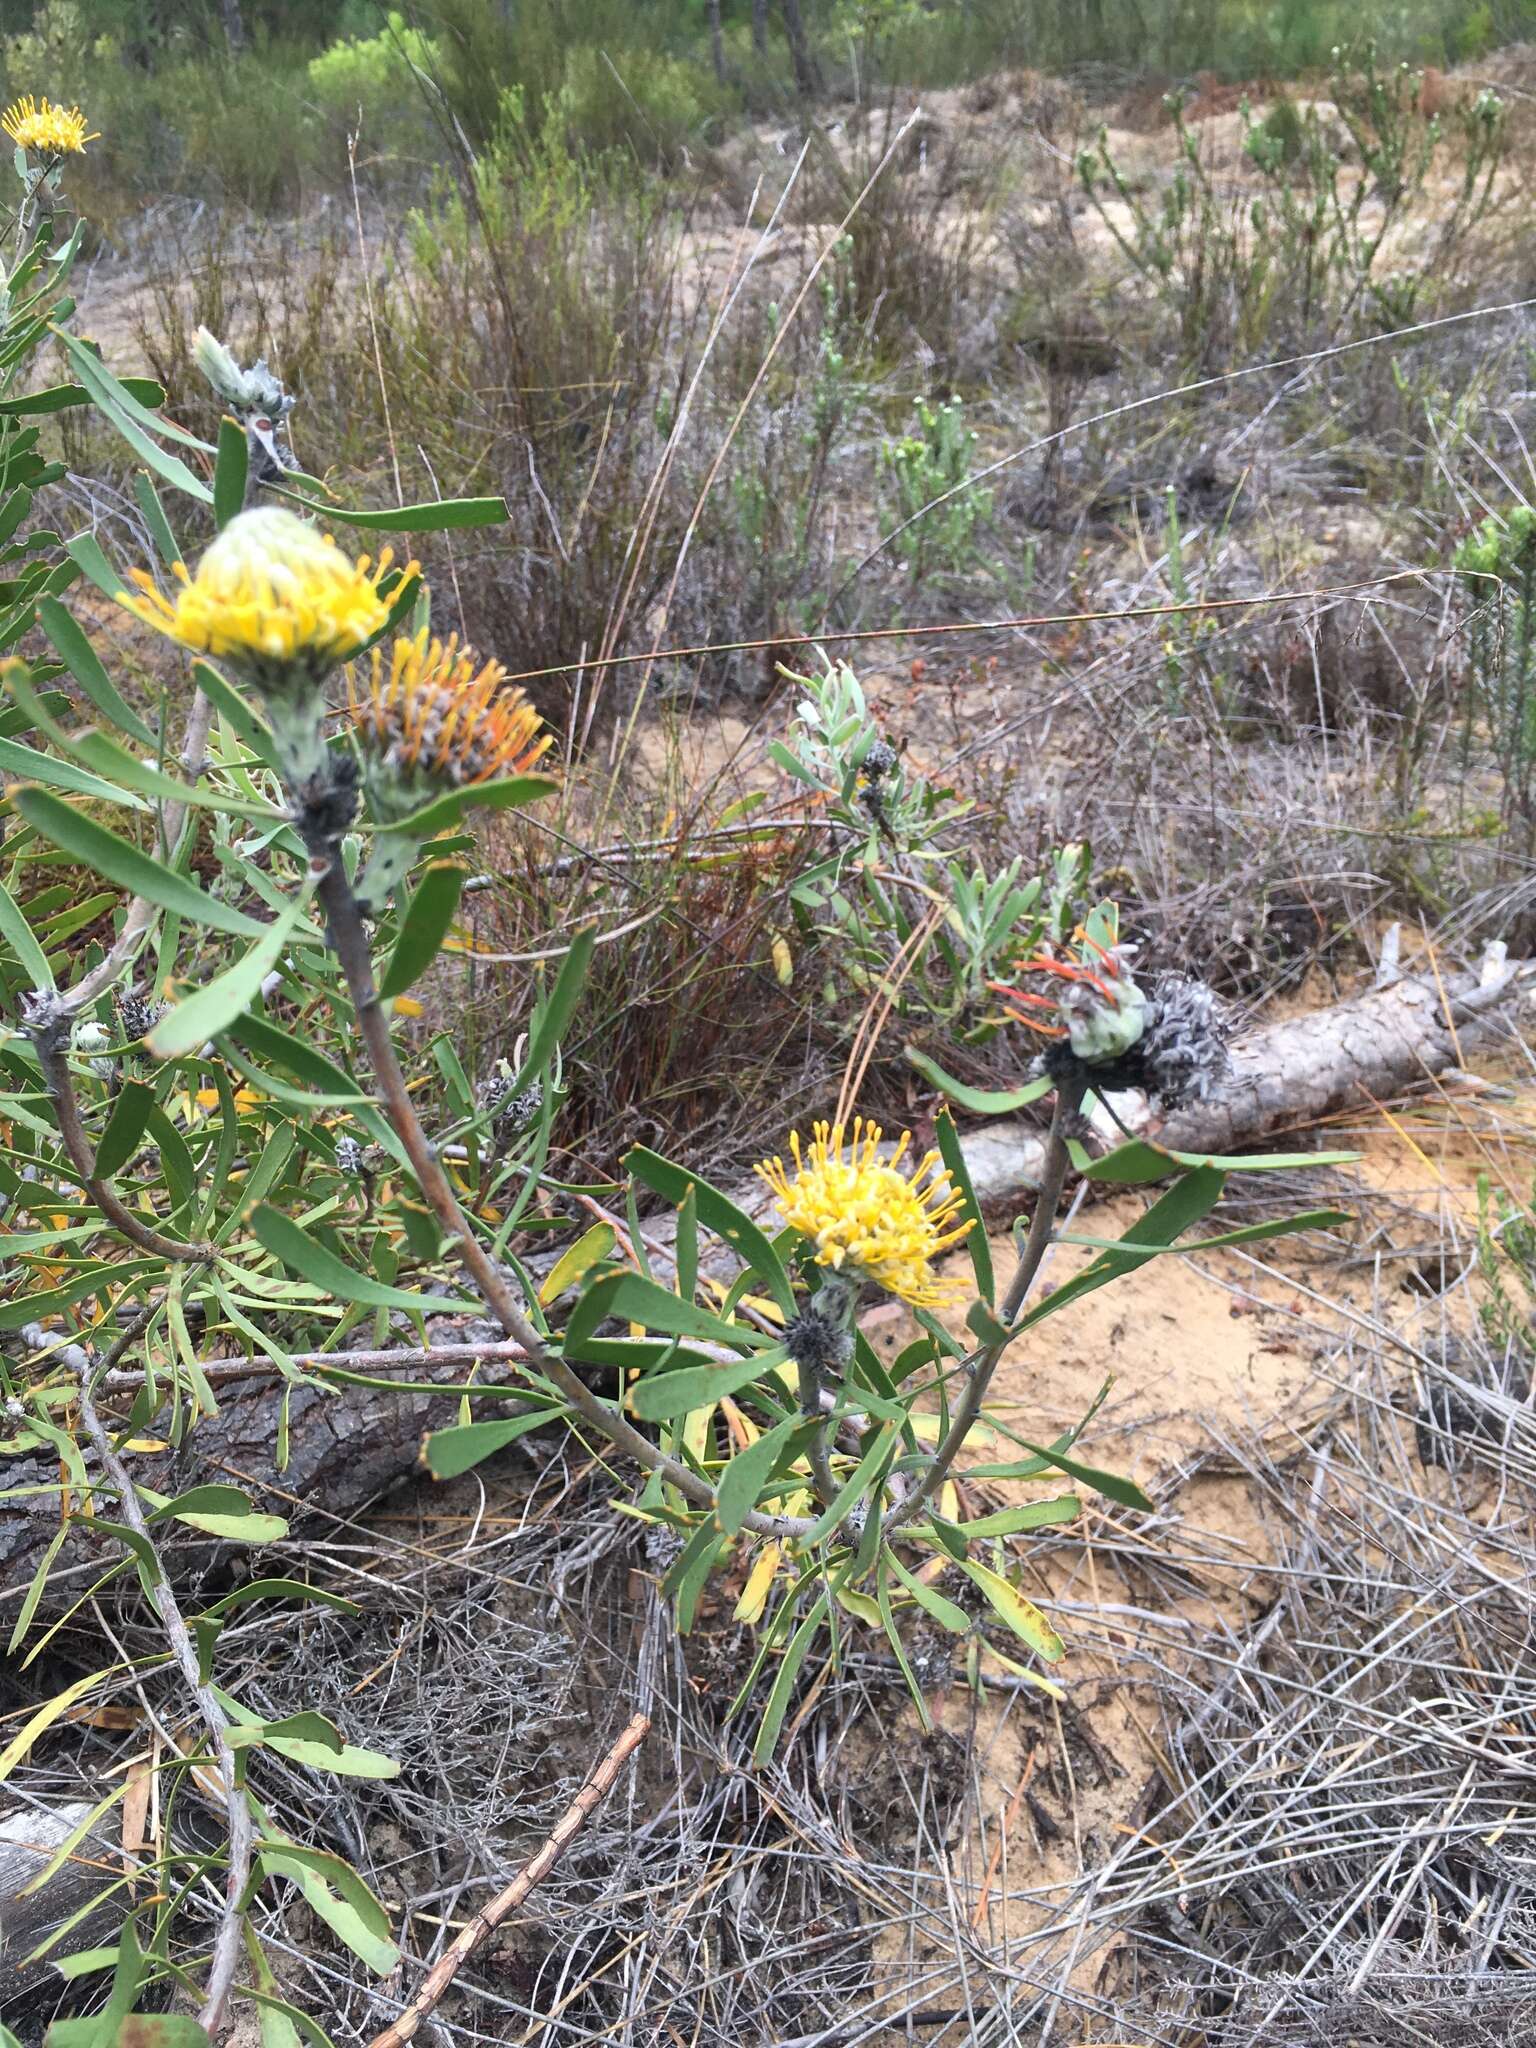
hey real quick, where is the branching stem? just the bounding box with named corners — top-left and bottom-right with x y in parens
top-left (884, 1077), bottom-right (1083, 1535)
top-left (315, 858), bottom-right (812, 1541)
top-left (72, 1358), bottom-right (251, 2035)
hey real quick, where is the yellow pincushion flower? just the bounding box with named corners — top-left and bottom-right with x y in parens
top-left (2, 96), bottom-right (97, 157)
top-left (117, 507), bottom-right (409, 681)
top-left (351, 627), bottom-right (552, 815)
top-left (755, 1118), bottom-right (971, 1309)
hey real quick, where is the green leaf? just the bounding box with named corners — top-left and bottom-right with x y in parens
top-left (0, 731), bottom-right (152, 806)
top-left (286, 493), bottom-right (509, 532)
top-left (936, 1108), bottom-right (992, 1306)
top-left (752, 1591), bottom-right (828, 1763)
top-left (147, 887), bottom-right (309, 1059)
top-left (132, 473), bottom-right (182, 568)
top-left (12, 787), bottom-right (266, 938)
top-left (943, 1496), bottom-right (1081, 1538)
top-left (904, 1047), bottom-right (1053, 1115)
top-left (626, 1145), bottom-right (795, 1315)
top-left (377, 862), bottom-right (463, 999)
top-left (0, 376), bottom-right (164, 417)
top-left (230, 1711), bottom-right (344, 1755)
top-left (50, 327), bottom-right (213, 502)
top-left (35, 597), bottom-right (157, 746)
top-left (1018, 1167), bottom-right (1229, 1334)
top-left (715, 1414), bottom-right (804, 1535)
top-left (998, 1441), bottom-right (1152, 1512)
top-left (0, 873), bottom-right (51, 988)
top-left (386, 772), bottom-right (559, 840)
top-left (143, 1483), bottom-right (289, 1543)
top-left (1057, 1208), bottom-right (1353, 1261)
top-left (885, 1549), bottom-right (972, 1634)
top-left (423, 1408), bottom-right (556, 1479)
top-left (64, 530), bottom-right (126, 597)
top-left (213, 414), bottom-right (248, 529)
top-left (1070, 1135), bottom-right (1360, 1183)
top-left (95, 1081), bottom-right (157, 1179)
top-left (629, 1348), bottom-right (782, 1422)
top-left (956, 1557), bottom-right (1064, 1662)
top-left (256, 1841), bottom-right (399, 1973)
top-left (565, 1268), bottom-right (762, 1352)
top-left (197, 1578), bottom-right (361, 1619)
top-left (513, 922), bottom-right (594, 1091)
top-left (251, 1203), bottom-right (470, 1311)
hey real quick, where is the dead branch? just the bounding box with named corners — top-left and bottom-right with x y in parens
top-left (366, 1711), bottom-right (650, 2047)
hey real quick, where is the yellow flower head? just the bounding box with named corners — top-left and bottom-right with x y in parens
top-left (351, 626), bottom-right (552, 801)
top-left (2, 96), bottom-right (97, 157)
top-left (755, 1118), bottom-right (971, 1309)
top-left (117, 507), bottom-right (410, 681)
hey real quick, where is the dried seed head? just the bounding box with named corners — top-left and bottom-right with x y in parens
top-left (862, 737), bottom-right (899, 778)
top-left (116, 988), bottom-right (165, 1043)
top-left (785, 1300), bottom-right (855, 1378)
top-left (1139, 973), bottom-right (1231, 1107)
top-left (334, 1135), bottom-right (365, 1177)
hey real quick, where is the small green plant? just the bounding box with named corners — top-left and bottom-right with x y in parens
top-left (878, 396), bottom-right (993, 577)
top-left (1077, 49), bottom-right (1505, 366)
top-left (1455, 504), bottom-right (1536, 861)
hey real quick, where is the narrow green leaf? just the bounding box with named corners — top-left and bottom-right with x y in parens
top-left (213, 415), bottom-right (248, 530)
top-left (936, 1108), bottom-right (992, 1305)
top-left (0, 731), bottom-right (151, 806)
top-left (944, 1496), bottom-right (1080, 1538)
top-left (0, 873), bottom-right (51, 988)
top-left (626, 1145), bottom-right (795, 1315)
top-left (1002, 1441), bottom-right (1152, 1513)
top-left (0, 376), bottom-right (164, 417)
top-left (250, 1203), bottom-right (471, 1312)
top-left (1070, 1135), bottom-right (1361, 1183)
top-left (885, 1548), bottom-right (972, 1633)
top-left (752, 1591), bottom-right (828, 1762)
top-left (715, 1413), bottom-right (803, 1535)
top-left (387, 772), bottom-right (559, 840)
top-left (12, 787), bottom-right (265, 937)
top-left (905, 1047), bottom-right (1053, 1115)
top-left (197, 1578), bottom-right (361, 1619)
top-left (144, 1483), bottom-right (290, 1543)
top-left (567, 1268), bottom-right (762, 1351)
top-left (131, 473), bottom-right (182, 570)
top-left (629, 1349), bottom-right (781, 1422)
top-left (377, 862), bottom-right (463, 999)
top-left (95, 1080), bottom-right (157, 1179)
top-left (423, 1408), bottom-right (556, 1479)
top-left (512, 922), bottom-right (595, 1096)
top-left (64, 530), bottom-right (125, 597)
top-left (255, 1841), bottom-right (398, 1973)
top-left (1018, 1166), bottom-right (1228, 1333)
top-left (35, 598), bottom-right (156, 747)
top-left (50, 328), bottom-right (212, 501)
top-left (148, 887), bottom-right (309, 1059)
top-left (286, 493), bottom-right (510, 532)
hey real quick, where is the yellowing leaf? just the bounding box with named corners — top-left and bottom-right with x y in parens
top-left (390, 995), bottom-right (424, 1018)
top-left (771, 934), bottom-right (794, 985)
top-left (958, 1558), bottom-right (1065, 1663)
top-left (734, 1541), bottom-right (782, 1623)
top-left (537, 1223), bottom-right (615, 1307)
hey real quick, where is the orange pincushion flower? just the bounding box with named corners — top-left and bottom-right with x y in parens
top-left (352, 627), bottom-right (552, 812)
